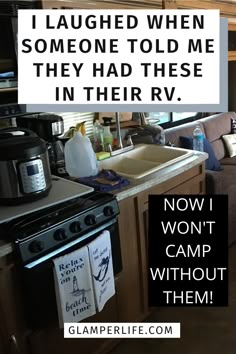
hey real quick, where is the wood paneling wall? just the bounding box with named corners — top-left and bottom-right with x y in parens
top-left (41, 0), bottom-right (163, 9)
top-left (41, 1), bottom-right (236, 17)
top-left (165, 1), bottom-right (236, 17)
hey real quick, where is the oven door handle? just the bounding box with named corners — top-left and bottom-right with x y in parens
top-left (24, 218), bottom-right (117, 269)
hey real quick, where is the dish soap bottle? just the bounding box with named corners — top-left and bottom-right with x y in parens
top-left (102, 117), bottom-right (113, 151)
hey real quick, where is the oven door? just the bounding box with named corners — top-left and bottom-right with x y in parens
top-left (18, 218), bottom-right (122, 330)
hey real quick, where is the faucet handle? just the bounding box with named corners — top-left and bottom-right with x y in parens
top-left (126, 133), bottom-right (138, 146)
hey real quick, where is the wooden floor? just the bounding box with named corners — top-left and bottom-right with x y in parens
top-left (110, 244), bottom-right (236, 354)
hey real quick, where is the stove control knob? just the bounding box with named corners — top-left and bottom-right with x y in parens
top-left (70, 221), bottom-right (82, 233)
top-left (85, 214), bottom-right (97, 226)
top-left (103, 205), bottom-right (115, 217)
top-left (54, 228), bottom-right (67, 241)
top-left (29, 240), bottom-right (44, 253)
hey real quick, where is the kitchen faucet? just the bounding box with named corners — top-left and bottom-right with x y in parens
top-left (115, 112), bottom-right (123, 149)
top-left (111, 112), bottom-right (135, 156)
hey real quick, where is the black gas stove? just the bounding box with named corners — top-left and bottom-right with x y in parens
top-left (0, 191), bottom-right (120, 267)
top-left (1, 190), bottom-right (122, 329)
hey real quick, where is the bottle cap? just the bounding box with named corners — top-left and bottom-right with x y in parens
top-left (102, 117), bottom-right (113, 126)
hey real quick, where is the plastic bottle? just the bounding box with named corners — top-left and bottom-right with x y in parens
top-left (64, 132), bottom-right (98, 178)
top-left (193, 125), bottom-right (204, 152)
top-left (93, 120), bottom-right (104, 152)
top-left (102, 117), bottom-right (113, 150)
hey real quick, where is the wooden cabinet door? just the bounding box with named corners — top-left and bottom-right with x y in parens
top-left (228, 21), bottom-right (236, 61)
top-left (0, 261), bottom-right (30, 354)
top-left (116, 197), bottom-right (149, 322)
top-left (28, 292), bottom-right (119, 354)
top-left (134, 197), bottom-right (149, 317)
top-left (40, 0), bottom-right (163, 10)
top-left (0, 328), bottom-right (7, 354)
top-left (134, 162), bottom-right (206, 317)
top-left (41, 0), bottom-right (91, 9)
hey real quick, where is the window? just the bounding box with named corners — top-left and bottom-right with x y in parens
top-left (146, 112), bottom-right (170, 125)
top-left (52, 111), bottom-right (200, 139)
top-left (146, 112), bottom-right (200, 128)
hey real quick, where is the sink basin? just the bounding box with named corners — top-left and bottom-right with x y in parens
top-left (98, 144), bottom-right (194, 179)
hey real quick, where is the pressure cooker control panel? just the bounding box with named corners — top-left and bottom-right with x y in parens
top-left (18, 159), bottom-right (46, 194)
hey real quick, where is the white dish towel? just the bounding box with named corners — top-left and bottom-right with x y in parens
top-left (53, 246), bottom-right (96, 327)
top-left (88, 230), bottom-right (115, 312)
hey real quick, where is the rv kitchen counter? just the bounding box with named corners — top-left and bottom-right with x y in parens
top-left (0, 151), bottom-right (207, 260)
top-left (0, 154), bottom-right (206, 354)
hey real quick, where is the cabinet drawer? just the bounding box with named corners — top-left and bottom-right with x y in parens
top-left (164, 174), bottom-right (205, 195)
top-left (137, 163), bottom-right (205, 210)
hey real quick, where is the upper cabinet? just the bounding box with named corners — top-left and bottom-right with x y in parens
top-left (40, 0), bottom-right (163, 9)
top-left (39, 0), bottom-right (236, 15)
top-left (228, 20), bottom-right (236, 61)
top-left (170, 1), bottom-right (236, 17)
top-left (40, 0), bottom-right (236, 62)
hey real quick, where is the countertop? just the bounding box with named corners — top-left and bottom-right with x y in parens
top-left (0, 151), bottom-right (207, 259)
top-left (114, 151), bottom-right (207, 201)
top-left (0, 176), bottom-right (93, 224)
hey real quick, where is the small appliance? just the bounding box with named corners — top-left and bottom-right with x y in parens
top-left (16, 114), bottom-right (66, 176)
top-left (0, 1), bottom-right (38, 118)
top-left (0, 127), bottom-right (52, 205)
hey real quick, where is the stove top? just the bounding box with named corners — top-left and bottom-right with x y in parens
top-left (1, 191), bottom-right (117, 240)
top-left (0, 176), bottom-right (94, 224)
top-left (0, 190), bottom-right (119, 265)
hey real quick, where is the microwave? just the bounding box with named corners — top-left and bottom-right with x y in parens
top-left (0, 1), bottom-right (39, 118)
top-left (0, 14), bottom-right (18, 90)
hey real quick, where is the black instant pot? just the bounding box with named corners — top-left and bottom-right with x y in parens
top-left (0, 127), bottom-right (52, 205)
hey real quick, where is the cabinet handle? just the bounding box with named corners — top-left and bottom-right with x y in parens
top-left (9, 335), bottom-right (20, 354)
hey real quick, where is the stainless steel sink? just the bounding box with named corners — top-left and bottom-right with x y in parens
top-left (98, 144), bottom-right (193, 179)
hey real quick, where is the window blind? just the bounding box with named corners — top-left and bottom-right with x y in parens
top-left (51, 112), bottom-right (96, 137)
